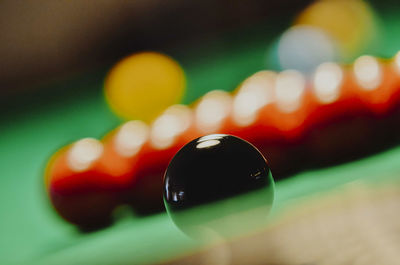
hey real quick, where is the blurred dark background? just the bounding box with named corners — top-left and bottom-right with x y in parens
top-left (0, 0), bottom-right (312, 98)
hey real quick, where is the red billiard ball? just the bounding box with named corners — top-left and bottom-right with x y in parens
top-left (45, 138), bottom-right (118, 230)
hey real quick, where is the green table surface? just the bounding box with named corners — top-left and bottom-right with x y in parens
top-left (2, 3), bottom-right (400, 265)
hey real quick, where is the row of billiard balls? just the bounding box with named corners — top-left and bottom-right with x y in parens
top-left (47, 134), bottom-right (275, 236)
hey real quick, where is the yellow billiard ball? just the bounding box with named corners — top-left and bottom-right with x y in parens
top-left (295, 0), bottom-right (377, 60)
top-left (105, 52), bottom-right (186, 122)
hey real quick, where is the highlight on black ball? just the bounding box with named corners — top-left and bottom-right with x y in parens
top-left (163, 134), bottom-right (275, 239)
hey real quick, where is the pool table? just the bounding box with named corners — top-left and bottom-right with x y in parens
top-left (2, 2), bottom-right (400, 264)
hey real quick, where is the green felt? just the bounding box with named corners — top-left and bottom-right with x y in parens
top-left (1, 4), bottom-right (400, 265)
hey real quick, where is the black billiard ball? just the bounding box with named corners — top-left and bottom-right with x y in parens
top-left (163, 134), bottom-right (274, 239)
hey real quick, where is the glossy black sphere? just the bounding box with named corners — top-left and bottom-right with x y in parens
top-left (163, 134), bottom-right (274, 238)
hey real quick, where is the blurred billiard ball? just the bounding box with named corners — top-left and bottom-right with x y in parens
top-left (163, 134), bottom-right (274, 239)
top-left (104, 52), bottom-right (186, 122)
